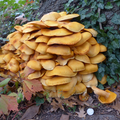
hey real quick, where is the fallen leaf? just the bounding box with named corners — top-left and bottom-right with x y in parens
top-left (50, 98), bottom-right (77, 112)
top-left (20, 105), bottom-right (40, 120)
top-left (15, 13), bottom-right (28, 25)
top-left (0, 95), bottom-right (18, 115)
top-left (75, 107), bottom-right (86, 118)
top-left (0, 98), bottom-right (8, 115)
top-left (24, 80), bottom-right (44, 93)
top-left (50, 99), bottom-right (64, 112)
top-left (110, 91), bottom-right (120, 113)
top-left (22, 66), bottom-right (35, 78)
top-left (23, 82), bottom-right (32, 101)
top-left (0, 78), bottom-right (11, 87)
top-left (23, 80), bottom-right (44, 100)
top-left (60, 114), bottom-right (69, 120)
top-left (1, 95), bottom-right (18, 111)
top-left (111, 99), bottom-right (120, 113)
top-left (70, 96), bottom-right (90, 106)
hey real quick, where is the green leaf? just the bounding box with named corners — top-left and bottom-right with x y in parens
top-left (105, 2), bottom-right (113, 9)
top-left (98, 83), bottom-right (104, 90)
top-left (107, 76), bottom-right (115, 86)
top-left (0, 78), bottom-right (11, 87)
top-left (0, 98), bottom-right (8, 115)
top-left (35, 96), bottom-right (44, 106)
top-left (97, 3), bottom-right (104, 9)
top-left (84, 0), bottom-right (87, 4)
top-left (111, 39), bottom-right (120, 49)
top-left (115, 1), bottom-right (120, 7)
top-left (97, 14), bottom-right (106, 23)
top-left (111, 13), bottom-right (120, 24)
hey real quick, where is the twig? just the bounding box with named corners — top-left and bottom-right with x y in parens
top-left (98, 7), bottom-right (103, 30)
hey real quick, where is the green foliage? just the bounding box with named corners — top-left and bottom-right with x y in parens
top-left (64, 0), bottom-right (120, 86)
top-left (43, 91), bottom-right (51, 103)
top-left (35, 96), bottom-right (44, 106)
top-left (0, 78), bottom-right (11, 87)
top-left (0, 0), bottom-right (41, 39)
top-left (105, 2), bottom-right (113, 9)
top-left (68, 105), bottom-right (76, 112)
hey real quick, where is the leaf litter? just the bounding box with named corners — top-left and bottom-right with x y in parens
top-left (20, 105), bottom-right (40, 120)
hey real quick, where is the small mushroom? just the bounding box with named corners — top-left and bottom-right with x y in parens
top-left (0, 55), bottom-right (5, 63)
top-left (99, 75), bottom-right (107, 85)
top-left (83, 28), bottom-right (98, 37)
top-left (14, 25), bottom-right (23, 32)
top-left (43, 86), bottom-right (56, 92)
top-left (100, 44), bottom-right (107, 52)
top-left (58, 87), bottom-right (75, 98)
top-left (56, 56), bottom-right (74, 66)
top-left (59, 22), bottom-right (85, 32)
top-left (47, 45), bottom-right (72, 56)
top-left (75, 83), bottom-right (86, 94)
top-left (57, 14), bottom-right (79, 22)
top-left (36, 43), bottom-right (48, 54)
top-left (75, 32), bottom-right (92, 46)
top-left (45, 76), bottom-right (72, 86)
top-left (24, 40), bottom-right (38, 50)
top-left (82, 73), bottom-right (94, 83)
top-left (35, 35), bottom-right (50, 43)
top-left (3, 42), bottom-right (16, 51)
top-left (47, 32), bottom-right (81, 46)
top-left (67, 59), bottom-right (85, 72)
top-left (20, 53), bottom-right (30, 62)
top-left (27, 60), bottom-right (42, 70)
top-left (87, 37), bottom-right (97, 45)
top-left (18, 44), bottom-right (34, 55)
top-left (27, 71), bottom-right (41, 79)
top-left (75, 54), bottom-right (90, 63)
top-left (79, 89), bottom-right (89, 101)
top-left (3, 52), bottom-right (14, 63)
top-left (20, 33), bottom-right (30, 42)
top-left (44, 20), bottom-right (59, 27)
top-left (41, 28), bottom-right (73, 37)
top-left (83, 75), bottom-right (98, 88)
top-left (37, 53), bottom-right (54, 60)
top-left (87, 43), bottom-right (100, 57)
top-left (41, 59), bottom-right (55, 70)
top-left (7, 58), bottom-right (19, 73)
top-left (59, 11), bottom-right (67, 16)
top-left (74, 42), bottom-right (91, 55)
top-left (56, 76), bottom-right (77, 91)
top-left (91, 86), bottom-right (117, 104)
top-left (41, 12), bottom-right (61, 21)
top-left (45, 65), bottom-right (77, 77)
top-left (22, 26), bottom-right (40, 33)
top-left (90, 53), bottom-right (106, 64)
top-left (79, 64), bottom-right (98, 75)
top-left (26, 21), bottom-right (47, 29)
top-left (28, 30), bottom-right (42, 40)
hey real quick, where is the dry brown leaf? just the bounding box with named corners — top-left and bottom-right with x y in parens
top-left (20, 105), bottom-right (40, 120)
top-left (75, 107), bottom-right (86, 118)
top-left (15, 13), bottom-right (28, 25)
top-left (110, 91), bottom-right (120, 113)
top-left (56, 97), bottom-right (77, 107)
top-left (60, 114), bottom-right (69, 120)
top-left (70, 96), bottom-right (91, 107)
top-left (50, 99), bottom-right (64, 112)
top-left (50, 98), bottom-right (77, 112)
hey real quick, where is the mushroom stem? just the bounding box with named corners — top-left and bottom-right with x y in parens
top-left (79, 89), bottom-right (89, 101)
top-left (91, 86), bottom-right (110, 99)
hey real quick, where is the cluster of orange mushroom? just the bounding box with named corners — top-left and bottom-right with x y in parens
top-left (0, 12), bottom-right (117, 104)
